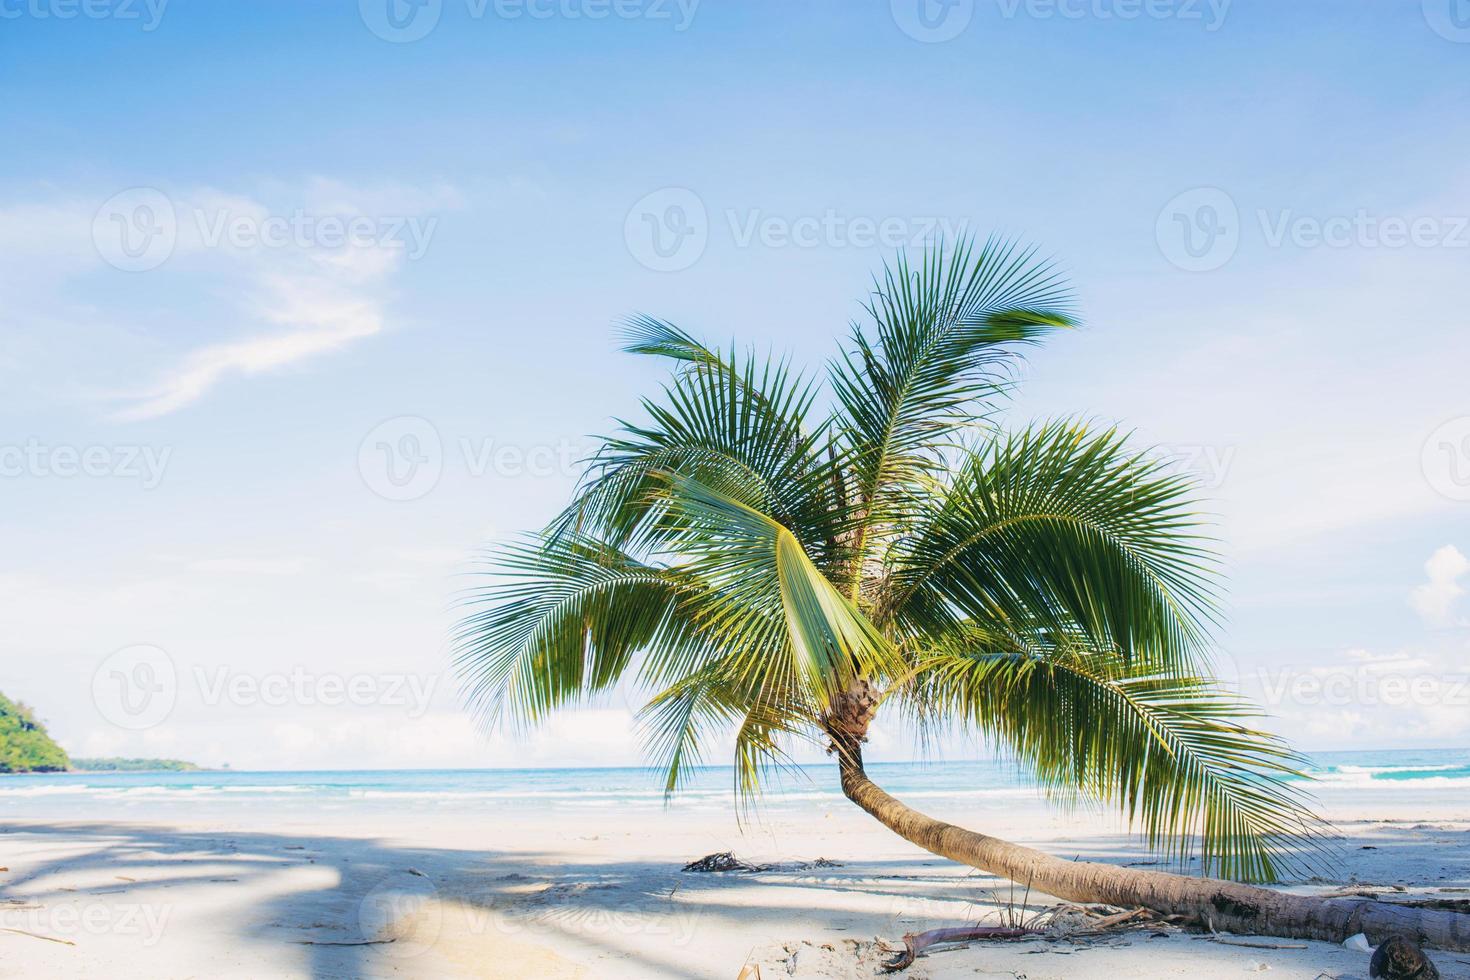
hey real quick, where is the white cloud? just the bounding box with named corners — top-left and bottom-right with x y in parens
top-left (0, 181), bottom-right (455, 421)
top-left (109, 206), bottom-right (415, 420)
top-left (111, 276), bottom-right (387, 421)
top-left (1410, 545), bottom-right (1469, 627)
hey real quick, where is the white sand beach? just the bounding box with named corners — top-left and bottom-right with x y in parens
top-left (2, 788), bottom-right (1466, 979)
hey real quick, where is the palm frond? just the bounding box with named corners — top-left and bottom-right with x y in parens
top-left (452, 533), bottom-right (704, 729)
top-left (638, 649), bottom-right (818, 809)
top-left (621, 314), bottom-right (726, 368)
top-left (914, 642), bottom-right (1329, 881)
top-left (554, 330), bottom-right (849, 565)
top-left (660, 472), bottom-right (902, 702)
top-left (882, 421), bottom-right (1218, 674)
top-left (829, 237), bottom-right (1075, 522)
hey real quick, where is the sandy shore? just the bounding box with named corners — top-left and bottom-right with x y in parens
top-left (1, 792), bottom-right (1467, 979)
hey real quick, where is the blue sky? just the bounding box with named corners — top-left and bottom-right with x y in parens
top-left (2, 0), bottom-right (1468, 769)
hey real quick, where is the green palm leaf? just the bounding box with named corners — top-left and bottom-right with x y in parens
top-left (883, 421), bottom-right (1219, 672)
top-left (913, 642), bottom-right (1326, 881)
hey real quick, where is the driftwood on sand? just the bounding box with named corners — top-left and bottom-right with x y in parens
top-left (682, 852), bottom-right (843, 874)
top-left (880, 926), bottom-right (1038, 972)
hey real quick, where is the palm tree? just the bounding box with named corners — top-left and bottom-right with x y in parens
top-left (454, 239), bottom-right (1470, 951)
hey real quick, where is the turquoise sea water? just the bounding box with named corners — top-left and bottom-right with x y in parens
top-left (1, 748), bottom-right (1465, 821)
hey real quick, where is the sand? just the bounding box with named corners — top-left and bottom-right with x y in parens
top-left (1, 792), bottom-right (1467, 979)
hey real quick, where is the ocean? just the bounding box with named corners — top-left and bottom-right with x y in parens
top-left (2, 748), bottom-right (1465, 822)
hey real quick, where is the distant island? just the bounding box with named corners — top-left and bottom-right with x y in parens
top-left (70, 757), bottom-right (203, 772)
top-left (0, 692), bottom-right (70, 772)
top-left (1, 691), bottom-right (204, 774)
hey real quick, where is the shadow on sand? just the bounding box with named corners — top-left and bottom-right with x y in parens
top-left (2, 818), bottom-right (1466, 978)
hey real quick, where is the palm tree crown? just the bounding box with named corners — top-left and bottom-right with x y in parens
top-left (455, 238), bottom-right (1324, 882)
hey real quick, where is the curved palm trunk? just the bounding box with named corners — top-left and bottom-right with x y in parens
top-left (832, 736), bottom-right (1470, 951)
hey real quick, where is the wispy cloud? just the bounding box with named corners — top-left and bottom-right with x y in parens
top-left (111, 264), bottom-right (389, 421)
top-left (107, 182), bottom-right (449, 420)
top-left (0, 180), bottom-right (455, 421)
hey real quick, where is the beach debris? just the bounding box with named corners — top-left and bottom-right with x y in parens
top-left (291, 937), bottom-right (397, 947)
top-left (735, 959), bottom-right (762, 979)
top-left (0, 926), bottom-right (76, 946)
top-left (1345, 933), bottom-right (1374, 953)
top-left (1369, 936), bottom-right (1440, 980)
top-left (880, 925), bottom-right (1038, 972)
top-left (878, 901), bottom-right (1171, 972)
top-left (683, 852), bottom-right (768, 873)
top-left (682, 853), bottom-right (843, 874)
top-left (1206, 938), bottom-right (1308, 950)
